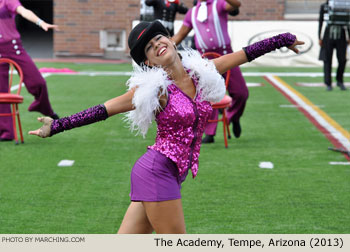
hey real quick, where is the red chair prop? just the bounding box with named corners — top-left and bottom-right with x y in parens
top-left (0, 58), bottom-right (24, 144)
top-left (202, 52), bottom-right (232, 148)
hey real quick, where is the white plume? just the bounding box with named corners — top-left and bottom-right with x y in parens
top-left (124, 65), bottom-right (172, 137)
top-left (181, 48), bottom-right (225, 103)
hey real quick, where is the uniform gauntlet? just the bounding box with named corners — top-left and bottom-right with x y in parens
top-left (49, 104), bottom-right (108, 136)
top-left (243, 33), bottom-right (296, 62)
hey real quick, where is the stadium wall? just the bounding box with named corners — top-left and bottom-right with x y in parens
top-left (53, 0), bottom-right (285, 59)
top-left (53, 0), bottom-right (335, 67)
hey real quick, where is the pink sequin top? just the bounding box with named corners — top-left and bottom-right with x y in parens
top-left (149, 76), bottom-right (212, 178)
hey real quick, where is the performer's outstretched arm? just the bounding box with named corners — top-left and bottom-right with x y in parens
top-left (213, 33), bottom-right (304, 75)
top-left (16, 5), bottom-right (59, 32)
top-left (29, 89), bottom-right (135, 138)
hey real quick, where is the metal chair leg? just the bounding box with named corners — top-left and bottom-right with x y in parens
top-left (11, 104), bottom-right (18, 144)
top-left (16, 104), bottom-right (24, 143)
top-left (222, 111), bottom-right (228, 148)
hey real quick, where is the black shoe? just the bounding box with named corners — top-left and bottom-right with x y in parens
top-left (0, 138), bottom-right (13, 142)
top-left (326, 86), bottom-right (333, 91)
top-left (232, 121), bottom-right (241, 138)
top-left (202, 135), bottom-right (214, 143)
top-left (50, 113), bottom-right (59, 120)
top-left (337, 82), bottom-right (346, 91)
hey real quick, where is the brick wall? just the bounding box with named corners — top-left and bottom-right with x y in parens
top-left (181, 0), bottom-right (285, 20)
top-left (235, 0), bottom-right (285, 20)
top-left (54, 0), bottom-right (140, 57)
top-left (53, 0), bottom-right (284, 58)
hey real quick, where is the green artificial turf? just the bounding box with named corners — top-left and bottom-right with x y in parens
top-left (0, 64), bottom-right (349, 234)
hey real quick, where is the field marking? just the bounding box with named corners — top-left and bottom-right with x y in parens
top-left (329, 162), bottom-right (350, 165)
top-left (280, 104), bottom-right (325, 108)
top-left (296, 82), bottom-right (350, 87)
top-left (29, 70), bottom-right (350, 77)
top-left (10, 83), bottom-right (23, 92)
top-left (57, 160), bottom-right (75, 167)
top-left (42, 73), bottom-right (52, 78)
top-left (11, 70), bottom-right (327, 91)
top-left (246, 82), bottom-right (263, 87)
top-left (265, 75), bottom-right (350, 160)
top-left (259, 161), bottom-right (274, 169)
top-left (244, 72), bottom-right (350, 77)
top-left (9, 74), bottom-right (261, 92)
top-left (41, 71), bottom-right (133, 76)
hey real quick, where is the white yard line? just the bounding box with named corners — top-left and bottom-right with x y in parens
top-left (10, 71), bottom-right (322, 92)
top-left (37, 71), bottom-right (350, 77)
top-left (243, 72), bottom-right (350, 77)
top-left (329, 162), bottom-right (350, 165)
top-left (10, 83), bottom-right (23, 92)
top-left (41, 71), bottom-right (133, 76)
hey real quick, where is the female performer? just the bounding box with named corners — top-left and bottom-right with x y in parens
top-left (29, 21), bottom-right (303, 233)
top-left (0, 0), bottom-right (59, 141)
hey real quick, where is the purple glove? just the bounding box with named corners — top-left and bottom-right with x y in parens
top-left (243, 33), bottom-right (296, 62)
top-left (50, 104), bottom-right (108, 136)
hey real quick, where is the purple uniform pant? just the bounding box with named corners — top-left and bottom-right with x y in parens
top-left (202, 46), bottom-right (249, 136)
top-left (0, 39), bottom-right (54, 139)
top-left (130, 149), bottom-right (188, 202)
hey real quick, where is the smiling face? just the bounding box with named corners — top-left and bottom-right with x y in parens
top-left (144, 34), bottom-right (178, 67)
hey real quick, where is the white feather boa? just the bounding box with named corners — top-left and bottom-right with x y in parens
top-left (124, 48), bottom-right (225, 137)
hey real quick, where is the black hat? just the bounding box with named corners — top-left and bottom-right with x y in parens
top-left (128, 21), bottom-right (170, 65)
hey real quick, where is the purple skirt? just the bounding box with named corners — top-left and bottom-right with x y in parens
top-left (130, 149), bottom-right (188, 202)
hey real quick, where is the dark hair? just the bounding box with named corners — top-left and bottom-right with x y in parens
top-left (128, 21), bottom-right (170, 65)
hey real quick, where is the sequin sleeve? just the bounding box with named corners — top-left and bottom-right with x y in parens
top-left (50, 104), bottom-right (108, 136)
top-left (243, 33), bottom-right (296, 62)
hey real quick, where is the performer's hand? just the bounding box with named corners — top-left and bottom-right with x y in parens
top-left (28, 117), bottom-right (53, 138)
top-left (40, 22), bottom-right (59, 32)
top-left (319, 39), bottom-right (323, 46)
top-left (288, 38), bottom-right (305, 54)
